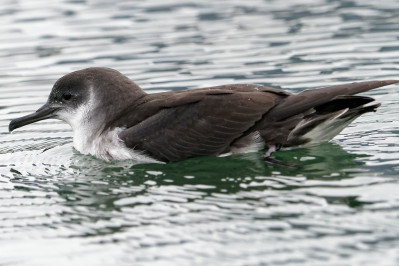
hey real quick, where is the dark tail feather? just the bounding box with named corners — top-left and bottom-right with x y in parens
top-left (314, 95), bottom-right (375, 114)
top-left (285, 96), bottom-right (381, 146)
top-left (268, 80), bottom-right (398, 121)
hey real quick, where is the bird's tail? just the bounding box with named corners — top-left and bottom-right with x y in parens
top-left (285, 95), bottom-right (381, 146)
top-left (268, 80), bottom-right (398, 121)
top-left (258, 80), bottom-right (397, 147)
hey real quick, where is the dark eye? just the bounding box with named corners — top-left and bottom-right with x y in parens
top-left (62, 93), bottom-right (72, 101)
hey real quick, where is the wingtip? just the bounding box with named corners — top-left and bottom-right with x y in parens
top-left (380, 80), bottom-right (399, 85)
top-left (360, 79), bottom-right (399, 90)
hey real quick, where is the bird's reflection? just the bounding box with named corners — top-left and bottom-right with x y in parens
top-left (54, 142), bottom-right (367, 203)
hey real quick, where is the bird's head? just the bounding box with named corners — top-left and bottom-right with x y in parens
top-left (9, 67), bottom-right (145, 133)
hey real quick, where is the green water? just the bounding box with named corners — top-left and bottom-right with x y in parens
top-left (1, 0), bottom-right (399, 265)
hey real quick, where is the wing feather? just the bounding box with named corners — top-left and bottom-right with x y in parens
top-left (119, 91), bottom-right (280, 161)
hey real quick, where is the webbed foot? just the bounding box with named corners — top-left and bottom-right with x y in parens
top-left (261, 144), bottom-right (300, 169)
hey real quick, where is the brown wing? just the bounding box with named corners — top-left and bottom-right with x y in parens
top-left (118, 89), bottom-right (283, 162)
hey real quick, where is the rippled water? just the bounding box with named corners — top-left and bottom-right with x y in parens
top-left (1, 0), bottom-right (399, 265)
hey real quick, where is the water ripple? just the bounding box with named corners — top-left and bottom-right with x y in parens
top-left (1, 0), bottom-right (399, 265)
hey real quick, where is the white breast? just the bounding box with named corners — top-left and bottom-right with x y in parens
top-left (73, 126), bottom-right (159, 162)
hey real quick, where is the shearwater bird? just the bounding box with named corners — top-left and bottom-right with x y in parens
top-left (8, 67), bottom-right (398, 165)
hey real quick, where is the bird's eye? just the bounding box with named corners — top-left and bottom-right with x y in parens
top-left (62, 93), bottom-right (72, 101)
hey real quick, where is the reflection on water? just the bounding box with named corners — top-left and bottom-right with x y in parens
top-left (1, 0), bottom-right (399, 265)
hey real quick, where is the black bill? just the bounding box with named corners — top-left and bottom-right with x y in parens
top-left (9, 103), bottom-right (58, 132)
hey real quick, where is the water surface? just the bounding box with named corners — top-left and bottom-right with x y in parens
top-left (1, 0), bottom-right (399, 265)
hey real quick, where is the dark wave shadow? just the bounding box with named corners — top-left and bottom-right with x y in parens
top-left (66, 141), bottom-right (367, 199)
top-left (7, 142), bottom-right (368, 202)
top-left (130, 142), bottom-right (366, 181)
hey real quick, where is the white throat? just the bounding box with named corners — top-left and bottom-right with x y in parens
top-left (57, 90), bottom-right (158, 163)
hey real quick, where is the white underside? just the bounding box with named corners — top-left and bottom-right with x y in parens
top-left (230, 132), bottom-right (266, 154)
top-left (291, 108), bottom-right (357, 145)
top-left (73, 126), bottom-right (159, 162)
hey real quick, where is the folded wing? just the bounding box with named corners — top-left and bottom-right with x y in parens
top-left (119, 86), bottom-right (285, 162)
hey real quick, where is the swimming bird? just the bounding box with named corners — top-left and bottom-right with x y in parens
top-left (8, 67), bottom-right (398, 165)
